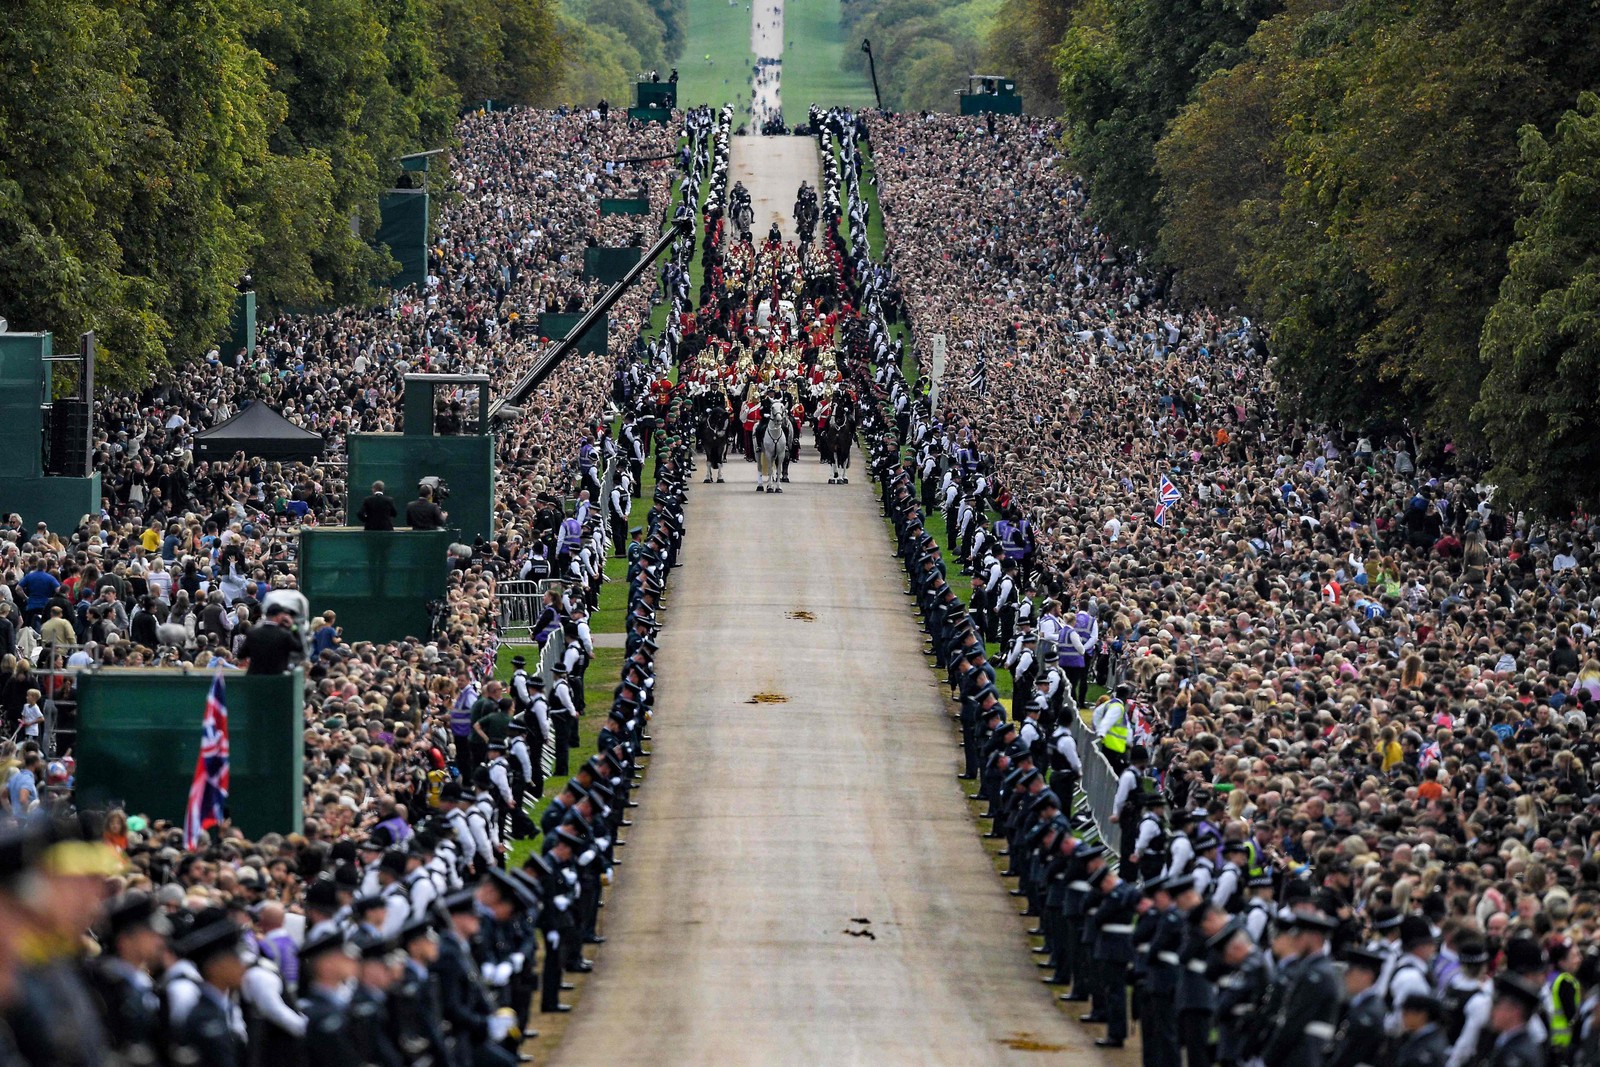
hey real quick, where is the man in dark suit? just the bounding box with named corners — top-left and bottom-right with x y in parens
top-left (357, 481), bottom-right (398, 531)
top-left (405, 484), bottom-right (447, 530)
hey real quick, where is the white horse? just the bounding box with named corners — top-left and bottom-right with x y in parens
top-left (755, 401), bottom-right (794, 493)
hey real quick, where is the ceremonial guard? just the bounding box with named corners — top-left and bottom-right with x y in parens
top-left (1087, 861), bottom-right (1140, 1049)
top-left (1261, 912), bottom-right (1340, 1067)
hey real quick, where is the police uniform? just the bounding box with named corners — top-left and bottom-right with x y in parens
top-left (1261, 914), bottom-right (1341, 1067)
top-left (1088, 864), bottom-right (1140, 1048)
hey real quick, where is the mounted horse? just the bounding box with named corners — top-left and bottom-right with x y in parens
top-left (754, 395), bottom-right (795, 494)
top-left (815, 391), bottom-right (858, 484)
top-left (696, 389), bottom-right (732, 483)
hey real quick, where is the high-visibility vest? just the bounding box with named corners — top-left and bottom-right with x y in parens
top-left (1548, 971), bottom-right (1580, 1048)
top-left (1244, 840), bottom-right (1265, 879)
top-left (1101, 699), bottom-right (1129, 753)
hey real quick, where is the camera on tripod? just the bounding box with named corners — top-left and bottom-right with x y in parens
top-left (419, 475), bottom-right (451, 503)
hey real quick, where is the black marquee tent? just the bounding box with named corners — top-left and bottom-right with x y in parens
top-left (193, 401), bottom-right (326, 463)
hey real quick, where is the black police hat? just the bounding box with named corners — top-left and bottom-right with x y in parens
top-left (1494, 974), bottom-right (1542, 1014)
top-left (1288, 910), bottom-right (1338, 933)
top-left (1400, 993), bottom-right (1444, 1020)
top-left (104, 891), bottom-right (173, 940)
top-left (441, 888), bottom-right (479, 915)
top-left (1206, 918), bottom-right (1244, 952)
top-left (304, 876), bottom-right (340, 910)
top-left (300, 927), bottom-right (357, 963)
top-left (176, 909), bottom-right (244, 964)
top-left (1343, 947), bottom-right (1388, 973)
top-left (1164, 874), bottom-right (1197, 896)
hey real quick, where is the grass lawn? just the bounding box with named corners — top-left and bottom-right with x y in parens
top-left (778, 0), bottom-right (875, 123)
top-left (494, 645), bottom-right (627, 867)
top-left (675, 0), bottom-right (756, 119)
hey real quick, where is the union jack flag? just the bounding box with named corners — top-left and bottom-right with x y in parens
top-left (183, 671), bottom-right (231, 850)
top-left (1153, 474), bottom-right (1181, 527)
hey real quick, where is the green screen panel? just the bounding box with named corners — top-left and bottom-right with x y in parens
top-left (635, 82), bottom-right (677, 109)
top-left (600, 197), bottom-right (650, 216)
top-left (378, 190), bottom-right (430, 289)
top-left (584, 246), bottom-right (643, 284)
top-left (75, 669), bottom-right (304, 839)
top-left (298, 528), bottom-right (453, 644)
top-left (0, 333), bottom-right (50, 479)
top-left (226, 291), bottom-right (256, 362)
top-left (346, 433), bottom-right (495, 543)
top-left (537, 312), bottom-right (609, 355)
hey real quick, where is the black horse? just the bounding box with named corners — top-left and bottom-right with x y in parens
top-left (699, 395), bottom-right (731, 483)
top-left (817, 397), bottom-right (858, 484)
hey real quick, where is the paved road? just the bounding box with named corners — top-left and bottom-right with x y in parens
top-left (548, 443), bottom-right (1101, 1066)
top-left (730, 135), bottom-right (817, 243)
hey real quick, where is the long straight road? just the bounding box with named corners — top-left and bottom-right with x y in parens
top-left (548, 443), bottom-right (1099, 1065)
top-left (730, 135), bottom-right (818, 242)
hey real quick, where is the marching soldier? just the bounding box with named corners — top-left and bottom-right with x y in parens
top-left (1141, 876), bottom-right (1183, 1067)
top-left (170, 912), bottom-right (250, 1067)
top-left (394, 916), bottom-right (450, 1067)
top-left (349, 936), bottom-right (404, 1067)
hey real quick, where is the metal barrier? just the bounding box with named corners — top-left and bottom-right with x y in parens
top-left (499, 580), bottom-right (544, 639)
top-left (1070, 707), bottom-right (1121, 856)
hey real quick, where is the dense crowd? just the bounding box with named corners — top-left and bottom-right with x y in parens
top-left (0, 104), bottom-right (699, 1066)
top-left (847, 108), bottom-right (1600, 1067)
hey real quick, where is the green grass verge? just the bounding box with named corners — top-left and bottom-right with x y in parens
top-left (495, 645), bottom-right (627, 867)
top-left (675, 0), bottom-right (756, 120)
top-left (777, 0), bottom-right (874, 123)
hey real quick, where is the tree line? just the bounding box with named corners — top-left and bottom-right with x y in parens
top-left (0, 0), bottom-right (681, 390)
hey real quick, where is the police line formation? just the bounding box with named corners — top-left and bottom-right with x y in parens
top-left (3, 101), bottom-right (1600, 1067)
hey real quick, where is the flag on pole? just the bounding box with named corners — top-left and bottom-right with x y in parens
top-left (968, 346), bottom-right (987, 396)
top-left (1153, 474), bottom-right (1181, 527)
top-left (183, 671), bottom-right (231, 850)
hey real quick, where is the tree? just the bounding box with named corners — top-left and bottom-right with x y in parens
top-left (1055, 0), bottom-right (1282, 248)
top-left (983, 0), bottom-right (1075, 111)
top-left (1476, 92), bottom-right (1600, 513)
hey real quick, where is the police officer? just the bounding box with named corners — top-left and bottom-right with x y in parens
top-left (88, 892), bottom-right (171, 1065)
top-left (1141, 876), bottom-right (1184, 1067)
top-left (1087, 861), bottom-right (1140, 1049)
top-left (1132, 793), bottom-right (1170, 882)
top-left (1261, 911), bottom-right (1341, 1067)
top-left (507, 723), bottom-right (535, 832)
top-left (1111, 745), bottom-right (1149, 875)
top-left (1330, 947), bottom-right (1388, 1067)
top-left (485, 739), bottom-right (516, 841)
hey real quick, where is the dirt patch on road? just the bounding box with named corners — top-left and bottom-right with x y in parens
top-left (786, 610), bottom-right (816, 621)
top-left (745, 692), bottom-right (789, 704)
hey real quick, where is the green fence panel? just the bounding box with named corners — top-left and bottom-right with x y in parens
top-left (299, 528), bottom-right (454, 644)
top-left (537, 312), bottom-right (609, 355)
top-left (635, 82), bottom-right (677, 110)
top-left (600, 197), bottom-right (650, 216)
top-left (378, 190), bottom-right (430, 289)
top-left (75, 669), bottom-right (304, 839)
top-left (583, 246), bottom-right (643, 284)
